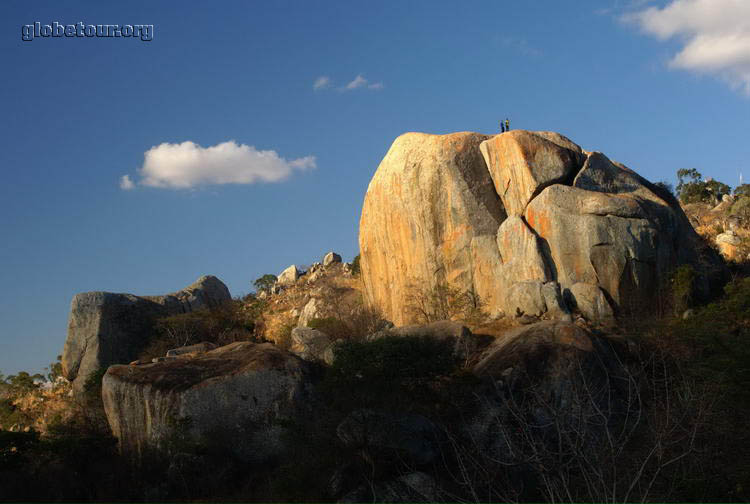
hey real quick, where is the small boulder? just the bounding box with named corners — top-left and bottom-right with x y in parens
top-left (298, 297), bottom-right (325, 327)
top-left (290, 327), bottom-right (332, 362)
top-left (716, 231), bottom-right (742, 261)
top-left (277, 265), bottom-right (301, 286)
top-left (323, 251), bottom-right (342, 267)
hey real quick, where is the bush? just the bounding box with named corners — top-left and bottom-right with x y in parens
top-left (351, 254), bottom-right (361, 276)
top-left (325, 335), bottom-right (457, 410)
top-left (140, 300), bottom-right (256, 361)
top-left (406, 280), bottom-right (489, 325)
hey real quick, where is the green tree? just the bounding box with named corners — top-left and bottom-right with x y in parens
top-left (45, 355), bottom-right (63, 383)
top-left (734, 184), bottom-right (750, 198)
top-left (253, 274), bottom-right (277, 293)
top-left (676, 168), bottom-right (731, 204)
top-left (5, 371), bottom-right (44, 393)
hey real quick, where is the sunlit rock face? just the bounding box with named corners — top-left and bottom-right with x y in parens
top-left (360, 130), bottom-right (723, 325)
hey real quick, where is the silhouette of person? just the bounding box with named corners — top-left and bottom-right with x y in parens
top-left (500, 120), bottom-right (505, 133)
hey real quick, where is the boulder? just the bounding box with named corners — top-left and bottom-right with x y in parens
top-left (360, 130), bottom-right (724, 326)
top-left (62, 276), bottom-right (231, 392)
top-left (479, 130), bottom-right (584, 216)
top-left (290, 327), bottom-right (332, 362)
top-left (716, 231), bottom-right (741, 261)
top-left (359, 132), bottom-right (507, 325)
top-left (568, 282), bottom-right (615, 323)
top-left (525, 182), bottom-right (700, 313)
top-left (323, 251), bottom-right (342, 267)
top-left (102, 342), bottom-right (312, 462)
top-left (277, 265), bottom-right (300, 286)
top-left (469, 321), bottom-right (625, 465)
top-left (298, 297), bottom-right (325, 327)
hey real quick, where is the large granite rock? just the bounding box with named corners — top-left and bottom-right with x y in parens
top-left (62, 275), bottom-right (231, 392)
top-left (359, 130), bottom-right (723, 325)
top-left (102, 342), bottom-right (312, 462)
top-left (359, 132), bottom-right (507, 325)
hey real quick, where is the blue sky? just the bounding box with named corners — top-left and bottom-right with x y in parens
top-left (1, 0), bottom-right (749, 376)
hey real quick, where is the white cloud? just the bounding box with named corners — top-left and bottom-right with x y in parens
top-left (119, 174), bottom-right (135, 190)
top-left (345, 74), bottom-right (368, 90)
top-left (342, 74), bottom-right (384, 91)
top-left (313, 76), bottom-right (332, 90)
top-left (625, 0), bottom-right (750, 94)
top-left (122, 140), bottom-right (316, 190)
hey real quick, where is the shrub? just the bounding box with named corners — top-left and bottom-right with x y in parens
top-left (406, 280), bottom-right (489, 325)
top-left (141, 300), bottom-right (256, 361)
top-left (325, 335), bottom-right (457, 410)
top-left (351, 254), bottom-right (361, 276)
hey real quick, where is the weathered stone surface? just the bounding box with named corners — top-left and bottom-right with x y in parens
top-left (359, 132), bottom-right (507, 325)
top-left (506, 281), bottom-right (547, 318)
top-left (479, 130), bottom-right (584, 216)
top-left (496, 215), bottom-right (550, 283)
top-left (165, 342), bottom-right (216, 358)
top-left (290, 327), bottom-right (332, 362)
top-left (323, 251), bottom-right (342, 267)
top-left (568, 283), bottom-right (614, 323)
top-left (525, 183), bottom-right (694, 313)
top-left (298, 297), bottom-right (325, 327)
top-left (62, 276), bottom-right (231, 392)
top-left (143, 275), bottom-right (231, 314)
top-left (716, 231), bottom-right (741, 260)
top-left (102, 342), bottom-right (312, 462)
top-left (277, 265), bottom-right (301, 286)
top-left (505, 281), bottom-right (570, 320)
top-left (360, 130), bottom-right (724, 325)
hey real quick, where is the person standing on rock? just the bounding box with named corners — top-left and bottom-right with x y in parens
top-left (505, 118), bottom-right (510, 131)
top-left (500, 120), bottom-right (505, 133)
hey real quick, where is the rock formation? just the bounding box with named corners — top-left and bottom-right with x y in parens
top-left (102, 341), bottom-right (312, 462)
top-left (62, 275), bottom-right (231, 392)
top-left (359, 130), bottom-right (722, 325)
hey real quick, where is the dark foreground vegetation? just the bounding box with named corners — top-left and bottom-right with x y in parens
top-left (1, 267), bottom-right (750, 502)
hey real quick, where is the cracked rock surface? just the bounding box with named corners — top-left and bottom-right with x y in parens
top-left (359, 130), bottom-right (723, 325)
